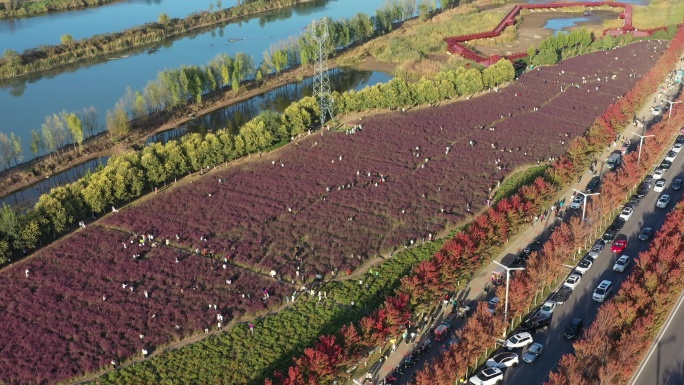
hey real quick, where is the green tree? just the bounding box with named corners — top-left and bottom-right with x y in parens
top-left (106, 101), bottom-right (131, 138)
top-left (0, 239), bottom-right (8, 264)
top-left (15, 214), bottom-right (41, 251)
top-left (82, 106), bottom-right (98, 137)
top-left (158, 12), bottom-right (170, 25)
top-left (30, 129), bottom-right (43, 156)
top-left (9, 133), bottom-right (21, 167)
top-left (240, 120), bottom-right (273, 154)
top-left (0, 133), bottom-right (12, 170)
top-left (60, 34), bottom-right (74, 45)
top-left (66, 113), bottom-right (84, 150)
top-left (140, 145), bottom-right (168, 186)
top-left (36, 194), bottom-right (68, 236)
top-left (3, 49), bottom-right (21, 68)
top-left (0, 203), bottom-right (18, 240)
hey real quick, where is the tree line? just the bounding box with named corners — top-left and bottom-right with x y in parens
top-left (0, 57), bottom-right (515, 265)
top-left (0, 0), bottom-right (119, 19)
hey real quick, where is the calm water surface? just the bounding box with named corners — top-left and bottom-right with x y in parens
top-left (0, 0), bottom-right (386, 161)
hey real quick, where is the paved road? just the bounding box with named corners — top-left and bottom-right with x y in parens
top-left (501, 139), bottom-right (684, 385)
top-left (630, 290), bottom-right (684, 385)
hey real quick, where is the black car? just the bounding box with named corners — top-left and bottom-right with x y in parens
top-left (644, 174), bottom-right (654, 184)
top-left (609, 218), bottom-right (625, 232)
top-left (514, 239), bottom-right (543, 264)
top-left (677, 135), bottom-right (684, 144)
top-left (673, 178), bottom-right (683, 191)
top-left (629, 195), bottom-right (642, 207)
top-left (660, 160), bottom-right (672, 170)
top-left (564, 318), bottom-right (584, 340)
top-left (602, 229), bottom-right (617, 243)
top-left (554, 287), bottom-right (572, 305)
top-left (638, 226), bottom-right (653, 241)
top-left (521, 314), bottom-right (552, 333)
top-left (585, 176), bottom-right (601, 193)
top-left (636, 184), bottom-right (650, 198)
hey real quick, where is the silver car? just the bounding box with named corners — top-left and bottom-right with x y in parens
top-left (522, 343), bottom-right (544, 363)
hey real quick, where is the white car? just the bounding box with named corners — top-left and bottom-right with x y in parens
top-left (538, 300), bottom-right (557, 317)
top-left (654, 179), bottom-right (666, 193)
top-left (575, 258), bottom-right (593, 274)
top-left (613, 255), bottom-right (631, 272)
top-left (570, 195), bottom-right (584, 209)
top-left (652, 106), bottom-right (662, 115)
top-left (618, 206), bottom-right (634, 221)
top-left (486, 352), bottom-right (519, 369)
top-left (469, 367), bottom-right (503, 385)
top-left (522, 342), bottom-right (544, 363)
top-left (656, 194), bottom-right (670, 208)
top-left (665, 150), bottom-right (677, 162)
top-left (673, 143), bottom-right (683, 153)
top-left (653, 168), bottom-right (665, 179)
top-left (504, 332), bottom-right (534, 350)
top-left (563, 273), bottom-right (582, 290)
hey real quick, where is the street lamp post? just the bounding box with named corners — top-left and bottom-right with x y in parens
top-left (662, 99), bottom-right (683, 120)
top-left (493, 261), bottom-right (524, 337)
top-left (632, 132), bottom-right (655, 165)
top-left (572, 189), bottom-right (600, 223)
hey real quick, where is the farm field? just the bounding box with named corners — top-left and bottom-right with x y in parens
top-left (0, 40), bottom-right (666, 385)
top-left (0, 226), bottom-right (289, 385)
top-left (102, 40), bottom-right (664, 279)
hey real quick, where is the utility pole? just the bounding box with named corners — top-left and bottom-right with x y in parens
top-left (662, 99), bottom-right (682, 120)
top-left (311, 18), bottom-right (334, 126)
top-left (493, 261), bottom-right (524, 337)
top-left (572, 189), bottom-right (600, 223)
top-left (632, 132), bottom-right (655, 165)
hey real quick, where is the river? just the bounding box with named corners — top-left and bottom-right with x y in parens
top-left (0, 67), bottom-right (391, 210)
top-left (0, 0), bottom-right (387, 162)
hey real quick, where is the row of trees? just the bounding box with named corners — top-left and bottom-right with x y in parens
top-left (0, 0), bottom-right (119, 19)
top-left (267, 26), bottom-right (684, 385)
top-left (0, 60), bottom-right (515, 261)
top-left (414, 24), bottom-right (684, 385)
top-left (546, 25), bottom-right (684, 384)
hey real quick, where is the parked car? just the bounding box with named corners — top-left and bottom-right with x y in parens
top-left (677, 135), bottom-right (684, 144)
top-left (660, 160), bottom-right (672, 170)
top-left (504, 332), bottom-right (534, 350)
top-left (654, 179), bottom-right (667, 192)
top-left (656, 194), bottom-right (671, 208)
top-left (673, 178), bottom-right (683, 191)
top-left (563, 318), bottom-right (584, 340)
top-left (588, 239), bottom-right (605, 258)
top-left (609, 218), bottom-right (625, 232)
top-left (592, 280), bottom-right (614, 302)
top-left (570, 195), bottom-right (585, 209)
top-left (563, 274), bottom-right (582, 290)
top-left (665, 150), bottom-right (677, 162)
top-left (585, 176), bottom-right (601, 193)
top-left (651, 106), bottom-right (662, 115)
top-left (538, 300), bottom-right (557, 317)
top-left (515, 239), bottom-right (543, 264)
top-left (487, 297), bottom-right (500, 315)
top-left (613, 255), bottom-right (631, 272)
top-left (653, 168), bottom-right (665, 179)
top-left (554, 287), bottom-right (572, 305)
top-left (441, 337), bottom-right (459, 353)
top-left (629, 195), bottom-right (642, 207)
top-left (434, 324), bottom-right (450, 341)
top-left (618, 206), bottom-right (634, 221)
top-left (611, 238), bottom-right (628, 254)
top-left (522, 343), bottom-right (544, 363)
top-left (638, 227), bottom-right (654, 241)
top-left (486, 352), bottom-right (519, 369)
top-left (602, 229), bottom-right (617, 244)
top-left (672, 142), bottom-right (683, 153)
top-left (644, 174), bottom-right (654, 184)
top-left (636, 183), bottom-right (650, 198)
top-left (575, 258), bottom-right (593, 274)
top-left (520, 314), bottom-right (552, 333)
top-left (469, 367), bottom-right (503, 385)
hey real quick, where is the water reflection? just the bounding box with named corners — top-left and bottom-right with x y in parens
top-left (2, 68), bottom-right (391, 208)
top-left (148, 68), bottom-right (392, 143)
top-left (1, 157), bottom-right (107, 213)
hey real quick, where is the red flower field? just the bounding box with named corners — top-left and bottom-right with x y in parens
top-left (0, 226), bottom-right (288, 385)
top-left (103, 41), bottom-right (665, 279)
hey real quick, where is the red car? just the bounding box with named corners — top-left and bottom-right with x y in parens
top-left (611, 239), bottom-right (628, 254)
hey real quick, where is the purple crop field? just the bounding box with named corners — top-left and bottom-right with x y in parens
top-left (0, 226), bottom-right (288, 385)
top-left (0, 40), bottom-right (664, 384)
top-left (103, 41), bottom-right (664, 280)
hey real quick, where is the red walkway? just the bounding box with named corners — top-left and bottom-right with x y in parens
top-left (443, 1), bottom-right (664, 67)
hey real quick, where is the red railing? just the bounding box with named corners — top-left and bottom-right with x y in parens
top-left (442, 1), bottom-right (661, 67)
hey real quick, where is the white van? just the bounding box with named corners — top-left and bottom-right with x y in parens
top-left (592, 280), bottom-right (613, 302)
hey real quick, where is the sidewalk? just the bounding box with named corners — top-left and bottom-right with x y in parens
top-left (370, 56), bottom-right (684, 384)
